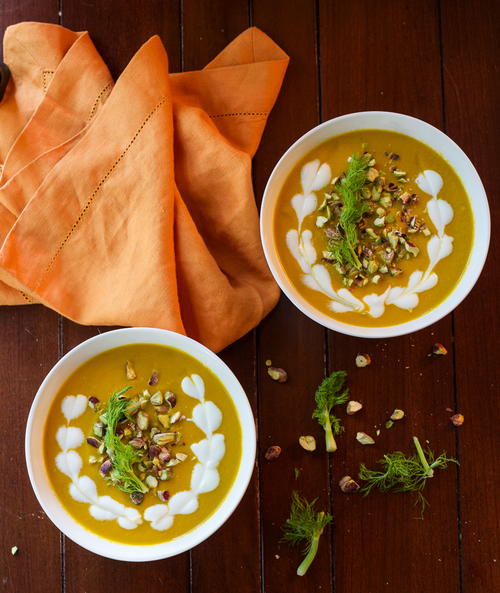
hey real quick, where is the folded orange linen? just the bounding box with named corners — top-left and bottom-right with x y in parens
top-left (0, 22), bottom-right (289, 351)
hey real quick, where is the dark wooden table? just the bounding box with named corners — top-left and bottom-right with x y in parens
top-left (1, 1), bottom-right (498, 592)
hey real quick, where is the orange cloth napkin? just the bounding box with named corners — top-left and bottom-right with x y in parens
top-left (0, 22), bottom-right (288, 351)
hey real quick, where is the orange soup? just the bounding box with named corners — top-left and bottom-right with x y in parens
top-left (274, 130), bottom-right (473, 326)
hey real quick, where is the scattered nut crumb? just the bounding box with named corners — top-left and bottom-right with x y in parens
top-left (430, 343), bottom-right (448, 356)
top-left (294, 467), bottom-right (301, 480)
top-left (446, 407), bottom-right (453, 412)
top-left (356, 431), bottom-right (375, 445)
top-left (148, 370), bottom-right (159, 386)
top-left (450, 413), bottom-right (464, 427)
top-left (125, 360), bottom-right (137, 380)
top-left (267, 366), bottom-right (288, 383)
top-left (275, 554), bottom-right (280, 559)
top-left (355, 354), bottom-right (372, 368)
top-left (299, 435), bottom-right (316, 451)
top-left (339, 475), bottom-right (360, 493)
top-left (265, 359), bottom-right (272, 367)
top-left (264, 445), bottom-right (282, 460)
top-left (390, 409), bottom-right (405, 421)
top-left (346, 400), bottom-right (363, 415)
top-left (376, 429), bottom-right (381, 436)
top-left (11, 546), bottom-right (18, 555)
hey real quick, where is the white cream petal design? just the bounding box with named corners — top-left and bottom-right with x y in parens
top-left (56, 450), bottom-right (82, 479)
top-left (301, 159), bottom-right (332, 193)
top-left (168, 491), bottom-right (199, 515)
top-left (191, 434), bottom-right (225, 468)
top-left (144, 505), bottom-right (174, 532)
top-left (61, 395), bottom-right (88, 421)
top-left (181, 374), bottom-right (205, 401)
top-left (190, 464), bottom-right (220, 494)
top-left (192, 401), bottom-right (222, 435)
top-left (56, 426), bottom-right (84, 451)
top-left (292, 193), bottom-right (317, 230)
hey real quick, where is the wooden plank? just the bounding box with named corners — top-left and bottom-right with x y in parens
top-left (59, 2), bottom-right (188, 591)
top-left (440, 1), bottom-right (500, 591)
top-left (320, 1), bottom-right (461, 592)
top-left (252, 2), bottom-right (333, 591)
top-left (180, 3), bottom-right (263, 592)
top-left (0, 6), bottom-right (62, 593)
top-left (0, 307), bottom-right (61, 593)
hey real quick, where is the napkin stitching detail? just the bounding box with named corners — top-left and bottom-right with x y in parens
top-left (34, 96), bottom-right (167, 291)
top-left (87, 81), bottom-right (114, 121)
top-left (209, 111), bottom-right (269, 118)
top-left (20, 291), bottom-right (33, 304)
top-left (42, 70), bottom-right (55, 93)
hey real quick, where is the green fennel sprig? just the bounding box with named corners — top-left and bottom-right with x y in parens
top-left (312, 370), bottom-right (349, 452)
top-left (358, 436), bottom-right (458, 517)
top-left (281, 491), bottom-right (333, 576)
top-left (103, 386), bottom-right (148, 495)
top-left (327, 153), bottom-right (371, 269)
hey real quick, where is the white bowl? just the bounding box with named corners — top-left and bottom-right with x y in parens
top-left (25, 328), bottom-right (256, 561)
top-left (260, 111), bottom-right (490, 338)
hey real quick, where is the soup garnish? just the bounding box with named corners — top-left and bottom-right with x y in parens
top-left (319, 147), bottom-right (430, 287)
top-left (274, 129), bottom-right (474, 326)
top-left (45, 343), bottom-right (242, 544)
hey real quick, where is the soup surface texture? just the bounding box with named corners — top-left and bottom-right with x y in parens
top-left (274, 130), bottom-right (474, 326)
top-left (44, 343), bottom-right (242, 545)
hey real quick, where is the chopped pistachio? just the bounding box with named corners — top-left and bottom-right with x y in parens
top-left (379, 195), bottom-right (392, 209)
top-left (125, 360), bottom-right (137, 380)
top-left (264, 445), bottom-right (282, 460)
top-left (316, 215), bottom-right (329, 228)
top-left (431, 343), bottom-right (448, 356)
top-left (355, 353), bottom-right (372, 368)
top-left (150, 391), bottom-right (163, 406)
top-left (374, 216), bottom-right (385, 227)
top-left (385, 215), bottom-right (395, 223)
top-left (11, 546), bottom-right (18, 555)
top-left (268, 366), bottom-right (288, 383)
top-left (299, 435), bottom-right (317, 451)
top-left (356, 432), bottom-right (375, 445)
top-left (367, 167), bottom-right (379, 182)
top-left (346, 400), bottom-right (363, 415)
top-left (158, 414), bottom-right (170, 429)
top-left (390, 409), bottom-right (405, 421)
top-left (450, 413), bottom-right (464, 427)
top-left (170, 411), bottom-right (182, 424)
top-left (145, 475), bottom-right (158, 489)
top-left (339, 475), bottom-right (360, 493)
top-left (385, 420), bottom-right (394, 429)
top-left (265, 359), bottom-right (272, 367)
top-left (148, 370), bottom-right (159, 386)
top-left (137, 411), bottom-right (149, 431)
top-left (92, 422), bottom-right (104, 438)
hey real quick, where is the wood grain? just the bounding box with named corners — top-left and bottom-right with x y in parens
top-left (440, 1), bottom-right (500, 591)
top-left (0, 5), bottom-right (62, 593)
top-left (320, 1), bottom-right (460, 592)
top-left (252, 1), bottom-right (333, 591)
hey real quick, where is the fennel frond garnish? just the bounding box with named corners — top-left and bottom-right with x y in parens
top-left (103, 386), bottom-right (148, 495)
top-left (282, 491), bottom-right (332, 576)
top-left (358, 436), bottom-right (457, 517)
top-left (327, 153), bottom-right (371, 269)
top-left (312, 370), bottom-right (349, 452)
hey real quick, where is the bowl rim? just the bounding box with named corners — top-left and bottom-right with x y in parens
top-left (260, 110), bottom-right (490, 338)
top-left (25, 327), bottom-right (256, 562)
